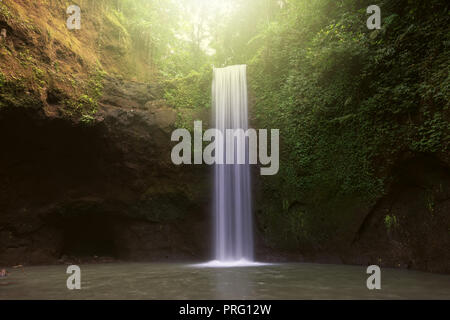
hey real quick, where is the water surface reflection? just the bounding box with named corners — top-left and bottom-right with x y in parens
top-left (1, 263), bottom-right (449, 300)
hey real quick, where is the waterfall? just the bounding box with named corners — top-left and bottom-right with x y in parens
top-left (212, 65), bottom-right (254, 262)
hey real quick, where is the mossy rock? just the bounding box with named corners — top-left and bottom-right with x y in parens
top-left (131, 192), bottom-right (192, 223)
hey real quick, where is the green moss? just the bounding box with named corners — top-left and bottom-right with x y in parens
top-left (132, 193), bottom-right (190, 222)
top-left (384, 215), bottom-right (398, 232)
top-left (426, 192), bottom-right (435, 214)
top-left (134, 184), bottom-right (190, 222)
top-left (0, 72), bottom-right (5, 88)
top-left (80, 114), bottom-right (96, 125)
top-left (0, 76), bottom-right (40, 109)
top-left (18, 50), bottom-right (33, 66)
top-left (175, 109), bottom-right (195, 132)
top-left (0, 2), bottom-right (13, 19)
top-left (62, 68), bottom-right (106, 121)
top-left (411, 111), bottom-right (450, 153)
top-left (32, 66), bottom-right (45, 80)
top-left (87, 68), bottom-right (106, 100)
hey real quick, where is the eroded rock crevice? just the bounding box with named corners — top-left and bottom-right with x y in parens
top-left (348, 155), bottom-right (450, 273)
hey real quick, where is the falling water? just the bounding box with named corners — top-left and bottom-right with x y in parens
top-left (212, 65), bottom-right (254, 263)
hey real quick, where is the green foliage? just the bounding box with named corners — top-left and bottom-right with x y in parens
top-left (33, 66), bottom-right (44, 78)
top-left (87, 68), bottom-right (106, 100)
top-left (0, 2), bottom-right (12, 19)
top-left (63, 68), bottom-right (105, 121)
top-left (80, 114), bottom-right (96, 125)
top-left (412, 111), bottom-right (450, 153)
top-left (32, 66), bottom-right (46, 87)
top-left (235, 0), bottom-right (450, 248)
top-left (0, 72), bottom-right (5, 88)
top-left (0, 75), bottom-right (41, 109)
top-left (78, 94), bottom-right (97, 111)
top-left (384, 214), bottom-right (398, 231)
top-left (163, 66), bottom-right (212, 109)
top-left (18, 50), bottom-right (33, 66)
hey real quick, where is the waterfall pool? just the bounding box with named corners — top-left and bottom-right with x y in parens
top-left (1, 262), bottom-right (449, 300)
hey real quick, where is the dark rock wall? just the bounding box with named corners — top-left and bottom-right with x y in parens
top-left (348, 155), bottom-right (450, 273)
top-left (0, 78), bottom-right (211, 266)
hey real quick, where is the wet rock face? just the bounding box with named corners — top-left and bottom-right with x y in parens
top-left (99, 76), bottom-right (160, 111)
top-left (0, 78), bottom-right (211, 266)
top-left (348, 155), bottom-right (450, 273)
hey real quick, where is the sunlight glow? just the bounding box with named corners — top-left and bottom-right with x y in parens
top-left (182, 0), bottom-right (237, 56)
